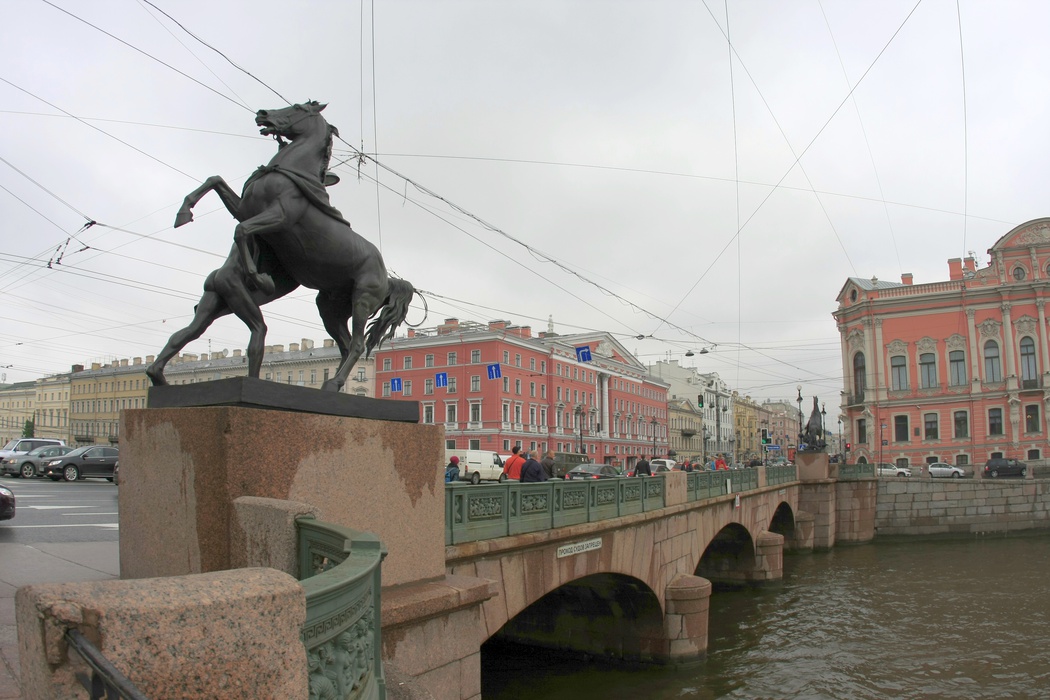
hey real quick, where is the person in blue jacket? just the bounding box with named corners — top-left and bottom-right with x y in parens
top-left (519, 450), bottom-right (547, 482)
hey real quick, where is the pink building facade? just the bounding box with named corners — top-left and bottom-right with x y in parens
top-left (835, 218), bottom-right (1050, 471)
top-left (374, 319), bottom-right (670, 468)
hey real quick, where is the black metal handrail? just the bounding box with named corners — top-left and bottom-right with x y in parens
top-left (65, 628), bottom-right (149, 700)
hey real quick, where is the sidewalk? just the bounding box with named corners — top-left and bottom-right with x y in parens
top-left (0, 541), bottom-right (119, 700)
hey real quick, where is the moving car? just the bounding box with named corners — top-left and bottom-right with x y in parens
top-left (928, 462), bottom-right (966, 478)
top-left (0, 485), bottom-right (13, 520)
top-left (650, 459), bottom-right (677, 472)
top-left (877, 463), bottom-right (911, 477)
top-left (444, 449), bottom-right (504, 484)
top-left (0, 438), bottom-right (65, 473)
top-left (983, 458), bottom-right (1026, 478)
top-left (1, 444), bottom-right (74, 479)
top-left (626, 461), bottom-right (673, 477)
top-left (42, 445), bottom-right (120, 482)
top-left (565, 464), bottom-right (621, 480)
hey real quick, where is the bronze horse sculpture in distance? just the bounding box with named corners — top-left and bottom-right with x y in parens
top-left (148, 101), bottom-right (414, 392)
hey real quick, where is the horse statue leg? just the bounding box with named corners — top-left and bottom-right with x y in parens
top-left (146, 270), bottom-right (229, 386)
top-left (174, 176), bottom-right (242, 228)
top-left (233, 201), bottom-right (291, 296)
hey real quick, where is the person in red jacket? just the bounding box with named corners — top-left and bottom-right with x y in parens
top-left (502, 446), bottom-right (525, 480)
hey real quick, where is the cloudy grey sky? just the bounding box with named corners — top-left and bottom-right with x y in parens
top-left (1, 0), bottom-right (1047, 403)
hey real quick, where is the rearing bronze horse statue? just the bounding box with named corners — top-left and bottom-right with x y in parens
top-left (151, 101), bottom-right (414, 392)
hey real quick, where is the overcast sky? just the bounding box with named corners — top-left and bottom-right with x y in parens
top-left (2, 0), bottom-right (1048, 405)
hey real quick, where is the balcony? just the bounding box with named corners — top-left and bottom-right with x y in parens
top-left (1021, 378), bottom-right (1041, 391)
top-left (681, 428), bottom-right (697, 437)
top-left (846, 391), bottom-right (865, 406)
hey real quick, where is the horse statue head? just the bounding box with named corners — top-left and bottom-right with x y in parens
top-left (255, 101), bottom-right (341, 184)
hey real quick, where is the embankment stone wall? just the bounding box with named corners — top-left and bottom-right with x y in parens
top-left (875, 478), bottom-right (1050, 536)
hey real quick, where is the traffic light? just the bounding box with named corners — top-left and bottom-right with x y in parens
top-left (697, 394), bottom-right (704, 408)
top-left (761, 429), bottom-right (769, 444)
top-left (845, 442), bottom-right (851, 451)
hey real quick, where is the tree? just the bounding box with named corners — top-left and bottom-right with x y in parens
top-left (22, 419), bottom-right (34, 438)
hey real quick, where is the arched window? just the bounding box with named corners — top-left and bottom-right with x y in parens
top-left (919, 353), bottom-right (937, 389)
top-left (1020, 337), bottom-right (1038, 383)
top-left (853, 353), bottom-right (866, 395)
top-left (891, 355), bottom-right (908, 391)
top-left (984, 340), bottom-right (1001, 382)
top-left (949, 350), bottom-right (967, 386)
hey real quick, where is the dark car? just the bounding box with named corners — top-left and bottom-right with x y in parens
top-left (626, 462), bottom-right (672, 477)
top-left (983, 458), bottom-right (1026, 478)
top-left (565, 464), bottom-right (621, 480)
top-left (0, 484), bottom-right (13, 520)
top-left (1, 444), bottom-right (74, 479)
top-left (42, 446), bottom-right (120, 482)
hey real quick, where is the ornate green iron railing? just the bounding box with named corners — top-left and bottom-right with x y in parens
top-left (445, 467), bottom-right (785, 545)
top-left (297, 516), bottom-right (387, 700)
top-left (837, 463), bottom-right (876, 479)
top-left (766, 464), bottom-right (798, 486)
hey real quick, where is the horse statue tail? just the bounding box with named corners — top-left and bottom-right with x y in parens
top-left (365, 277), bottom-right (415, 356)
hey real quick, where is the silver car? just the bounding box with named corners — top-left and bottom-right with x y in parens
top-left (1, 445), bottom-right (74, 478)
top-left (877, 463), bottom-right (911, 477)
top-left (928, 462), bottom-right (966, 478)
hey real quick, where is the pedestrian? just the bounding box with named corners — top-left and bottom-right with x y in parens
top-left (502, 446), bottom-right (525, 480)
top-left (716, 454), bottom-right (728, 470)
top-left (541, 450), bottom-right (556, 480)
top-left (444, 455), bottom-right (460, 483)
top-left (635, 456), bottom-right (652, 477)
top-left (520, 450), bottom-right (546, 482)
top-left (683, 461), bottom-right (694, 473)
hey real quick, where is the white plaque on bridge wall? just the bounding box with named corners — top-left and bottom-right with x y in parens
top-left (557, 538), bottom-right (603, 558)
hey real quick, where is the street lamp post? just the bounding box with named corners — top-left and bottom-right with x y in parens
top-left (838, 417), bottom-right (843, 463)
top-left (575, 405), bottom-right (585, 454)
top-left (651, 417), bottom-right (658, 456)
top-left (796, 385), bottom-right (803, 445)
top-left (820, 402), bottom-right (826, 448)
top-left (879, 422), bottom-right (887, 467)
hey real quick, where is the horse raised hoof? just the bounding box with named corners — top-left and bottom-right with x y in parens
top-left (174, 206), bottom-right (194, 228)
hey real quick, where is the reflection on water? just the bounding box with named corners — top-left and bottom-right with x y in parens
top-left (482, 535), bottom-right (1050, 699)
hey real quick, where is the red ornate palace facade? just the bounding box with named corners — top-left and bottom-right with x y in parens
top-left (835, 218), bottom-right (1050, 471)
top-left (373, 319), bottom-right (670, 469)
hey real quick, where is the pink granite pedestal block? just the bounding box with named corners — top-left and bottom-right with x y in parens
top-left (119, 406), bottom-right (445, 587)
top-left (16, 568), bottom-right (306, 700)
top-left (796, 451), bottom-right (830, 481)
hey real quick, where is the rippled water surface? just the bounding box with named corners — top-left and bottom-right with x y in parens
top-left (482, 535), bottom-right (1050, 699)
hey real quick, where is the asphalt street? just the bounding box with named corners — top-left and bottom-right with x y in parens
top-left (0, 476), bottom-right (121, 699)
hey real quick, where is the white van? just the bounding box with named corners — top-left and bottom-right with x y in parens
top-left (650, 458), bottom-right (677, 473)
top-left (445, 449), bottom-right (504, 484)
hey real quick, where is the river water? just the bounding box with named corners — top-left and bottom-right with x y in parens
top-left (482, 534), bottom-right (1050, 699)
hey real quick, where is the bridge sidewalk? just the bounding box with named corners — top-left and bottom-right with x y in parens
top-left (0, 541), bottom-right (120, 700)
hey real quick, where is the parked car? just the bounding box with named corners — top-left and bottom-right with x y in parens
top-left (0, 438), bottom-right (66, 475)
top-left (565, 464), bottom-right (621, 480)
top-left (0, 484), bottom-right (13, 520)
top-left (877, 463), bottom-right (911, 477)
top-left (650, 459), bottom-right (677, 472)
top-left (42, 446), bottom-right (120, 482)
top-left (627, 461), bottom-right (673, 477)
top-left (928, 462), bottom-right (967, 478)
top-left (983, 458), bottom-right (1026, 478)
top-left (1, 444), bottom-right (74, 479)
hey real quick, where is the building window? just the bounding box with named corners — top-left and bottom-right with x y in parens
top-left (448, 377), bottom-right (457, 393)
top-left (853, 353), bottom-right (866, 395)
top-left (403, 380), bottom-right (412, 397)
top-left (984, 340), bottom-right (1001, 382)
top-left (924, 413), bottom-right (938, 440)
top-left (470, 375), bottom-right (481, 391)
top-left (515, 354), bottom-right (521, 367)
top-left (425, 354), bottom-right (434, 368)
top-left (957, 454), bottom-right (969, 466)
top-left (471, 350), bottom-right (481, 364)
top-left (1020, 337), bottom-right (1038, 383)
top-left (382, 382), bottom-right (391, 397)
top-left (856, 418), bottom-right (867, 444)
top-left (1025, 404), bottom-right (1040, 433)
top-left (425, 379), bottom-right (434, 395)
top-left (954, 411), bottom-right (968, 438)
top-left (470, 403), bottom-right (481, 422)
top-left (890, 356), bottom-right (908, 391)
top-left (423, 405), bottom-right (434, 423)
top-left (503, 351), bottom-right (510, 364)
top-left (448, 352), bottom-right (457, 366)
top-left (1013, 266), bottom-right (1027, 280)
top-left (446, 404), bottom-right (457, 423)
top-left (949, 350), bottom-right (967, 386)
top-left (919, 353), bottom-right (937, 389)
top-left (988, 408), bottom-right (1003, 436)
top-left (530, 358), bottom-right (536, 371)
top-left (503, 377), bottom-right (510, 392)
top-left (382, 358), bottom-right (392, 371)
top-left (530, 382), bottom-right (536, 397)
top-left (894, 415), bottom-right (909, 442)
top-left (514, 379), bottom-right (521, 395)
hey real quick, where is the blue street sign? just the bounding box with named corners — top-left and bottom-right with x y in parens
top-left (487, 363), bottom-right (502, 380)
top-left (575, 346), bottom-right (592, 363)
top-left (435, 372), bottom-right (448, 388)
top-left (390, 377), bottom-right (403, 393)
top-left (765, 444), bottom-right (781, 450)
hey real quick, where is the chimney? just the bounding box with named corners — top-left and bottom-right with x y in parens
top-left (438, 318), bottom-right (460, 335)
top-left (964, 256), bottom-right (976, 272)
top-left (289, 343), bottom-right (300, 352)
top-left (324, 339), bottom-right (334, 348)
top-left (408, 329), bottom-right (415, 338)
top-left (901, 273), bottom-right (913, 285)
top-left (211, 352), bottom-right (223, 360)
top-left (272, 345), bottom-right (284, 353)
top-left (948, 258), bottom-right (963, 281)
top-left (145, 355), bottom-right (154, 364)
top-left (91, 363), bottom-right (101, 370)
top-left (232, 349), bottom-right (242, 357)
top-left (133, 357), bottom-right (142, 365)
top-left (72, 364), bottom-right (84, 373)
top-left (120, 359), bottom-right (128, 367)
top-left (489, 320), bottom-right (507, 332)
top-left (301, 338), bottom-right (314, 350)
